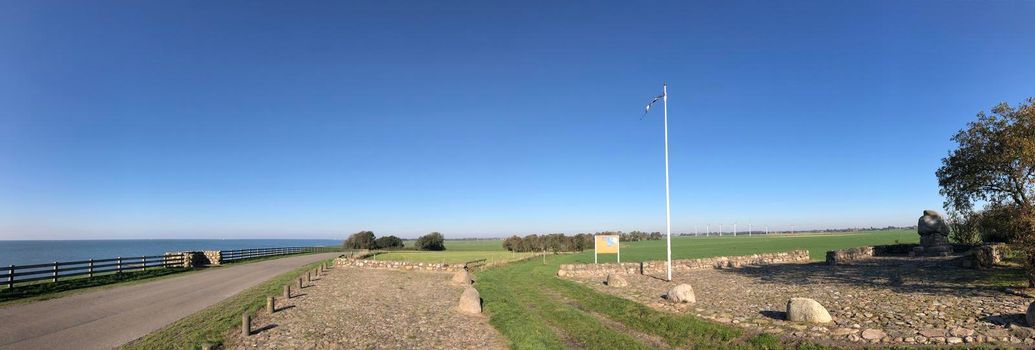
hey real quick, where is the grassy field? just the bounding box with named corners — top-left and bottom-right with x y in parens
top-left (475, 230), bottom-right (918, 349)
top-left (401, 238), bottom-right (506, 251)
top-left (588, 229), bottom-right (917, 263)
top-left (374, 250), bottom-right (535, 264)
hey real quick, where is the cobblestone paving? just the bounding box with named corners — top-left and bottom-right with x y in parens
top-left (566, 257), bottom-right (1035, 348)
top-left (226, 267), bottom-right (506, 350)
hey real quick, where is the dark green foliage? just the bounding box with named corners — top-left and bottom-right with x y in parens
top-left (343, 231), bottom-right (376, 249)
top-left (502, 233), bottom-right (593, 253)
top-left (415, 232), bottom-right (446, 251)
top-left (373, 235), bottom-right (404, 249)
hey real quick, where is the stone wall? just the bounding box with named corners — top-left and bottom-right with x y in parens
top-left (335, 257), bottom-right (467, 272)
top-left (826, 243), bottom-right (1007, 268)
top-left (825, 246), bottom-right (874, 265)
top-left (202, 250), bottom-right (223, 265)
top-left (556, 250), bottom-right (811, 278)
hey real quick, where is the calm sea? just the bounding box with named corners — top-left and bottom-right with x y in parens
top-left (0, 239), bottom-right (342, 267)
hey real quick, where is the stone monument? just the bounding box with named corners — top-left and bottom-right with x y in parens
top-left (913, 209), bottom-right (952, 256)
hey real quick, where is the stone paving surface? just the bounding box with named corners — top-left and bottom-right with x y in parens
top-left (566, 256), bottom-right (1035, 348)
top-left (225, 267), bottom-right (506, 350)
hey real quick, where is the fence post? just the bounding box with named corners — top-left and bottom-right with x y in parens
top-left (242, 313), bottom-right (251, 337)
top-left (7, 265), bottom-right (13, 289)
top-left (52, 261), bottom-right (58, 282)
top-left (89, 259), bottom-right (94, 278)
top-left (283, 284), bottom-right (290, 299)
top-left (141, 256), bottom-right (146, 272)
top-left (117, 257), bottom-right (122, 274)
top-left (266, 296), bottom-right (275, 315)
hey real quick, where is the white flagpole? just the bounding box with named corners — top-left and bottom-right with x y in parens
top-left (663, 83), bottom-right (672, 282)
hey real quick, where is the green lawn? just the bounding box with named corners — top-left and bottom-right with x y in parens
top-left (401, 238), bottom-right (506, 251)
top-left (587, 229), bottom-right (917, 263)
top-left (476, 230), bottom-right (920, 349)
top-left (374, 250), bottom-right (535, 264)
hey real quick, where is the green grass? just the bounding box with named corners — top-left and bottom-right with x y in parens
top-left (588, 229), bottom-right (918, 263)
top-left (373, 250), bottom-right (536, 264)
top-left (476, 230), bottom-right (921, 349)
top-left (400, 238), bottom-right (506, 251)
top-left (121, 258), bottom-right (335, 350)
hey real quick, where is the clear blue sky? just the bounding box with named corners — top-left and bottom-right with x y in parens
top-left (1, 1), bottom-right (1033, 240)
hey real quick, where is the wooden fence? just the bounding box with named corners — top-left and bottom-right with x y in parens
top-left (2, 253), bottom-right (186, 289)
top-left (2, 246), bottom-right (342, 289)
top-left (218, 246), bottom-right (339, 263)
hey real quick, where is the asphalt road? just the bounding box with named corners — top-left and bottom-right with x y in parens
top-left (0, 252), bottom-right (341, 350)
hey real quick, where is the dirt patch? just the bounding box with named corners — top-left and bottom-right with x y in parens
top-left (224, 267), bottom-right (506, 349)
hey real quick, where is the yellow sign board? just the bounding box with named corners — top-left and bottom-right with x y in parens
top-left (595, 235), bottom-right (620, 254)
top-left (594, 235), bottom-right (620, 263)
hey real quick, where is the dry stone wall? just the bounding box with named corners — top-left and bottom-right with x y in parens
top-left (335, 257), bottom-right (467, 272)
top-left (556, 250), bottom-right (811, 278)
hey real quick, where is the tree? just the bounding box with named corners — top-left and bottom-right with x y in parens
top-left (937, 97), bottom-right (1035, 284)
top-left (374, 235), bottom-right (404, 250)
top-left (415, 232), bottom-right (446, 251)
top-left (343, 231), bottom-right (377, 250)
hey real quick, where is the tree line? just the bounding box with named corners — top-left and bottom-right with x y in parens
top-left (500, 231), bottom-right (664, 253)
top-left (342, 231), bottom-right (445, 251)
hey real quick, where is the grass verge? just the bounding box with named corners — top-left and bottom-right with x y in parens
top-left (120, 258), bottom-right (335, 350)
top-left (477, 253), bottom-right (840, 349)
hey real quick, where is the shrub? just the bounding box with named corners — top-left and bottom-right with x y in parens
top-left (415, 232), bottom-right (446, 251)
top-left (343, 231), bottom-right (376, 250)
top-left (374, 235), bottom-right (404, 250)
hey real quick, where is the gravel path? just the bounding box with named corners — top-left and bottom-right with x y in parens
top-left (566, 257), bottom-right (1035, 348)
top-left (0, 252), bottom-right (342, 350)
top-left (226, 267), bottom-right (506, 350)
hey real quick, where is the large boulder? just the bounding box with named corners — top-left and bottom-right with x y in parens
top-left (605, 273), bottom-right (628, 287)
top-left (786, 298), bottom-right (832, 323)
top-left (666, 284), bottom-right (696, 303)
top-left (458, 287), bottom-right (481, 314)
top-left (915, 210), bottom-right (952, 256)
top-left (452, 270), bottom-right (475, 285)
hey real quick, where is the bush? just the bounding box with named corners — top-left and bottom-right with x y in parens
top-left (415, 232), bottom-right (446, 251)
top-left (374, 235), bottom-right (404, 250)
top-left (343, 231), bottom-right (376, 250)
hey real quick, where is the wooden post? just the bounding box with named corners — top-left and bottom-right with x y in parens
top-left (52, 262), bottom-right (58, 282)
top-left (283, 284), bottom-right (290, 299)
top-left (306, 271), bottom-right (311, 283)
top-left (7, 265), bottom-right (13, 289)
top-left (298, 277), bottom-right (303, 289)
top-left (241, 313), bottom-right (251, 337)
top-left (266, 296), bottom-right (275, 315)
top-left (117, 257), bottom-right (122, 274)
top-left (88, 259), bottom-right (94, 278)
top-left (201, 343), bottom-right (214, 350)
top-left (140, 256), bottom-right (146, 272)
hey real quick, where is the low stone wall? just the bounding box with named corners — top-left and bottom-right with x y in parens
top-left (556, 250), bottom-right (811, 278)
top-left (335, 257), bottom-right (467, 272)
top-left (825, 246), bottom-right (874, 265)
top-left (826, 243), bottom-right (1006, 268)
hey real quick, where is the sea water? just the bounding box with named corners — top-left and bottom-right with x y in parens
top-left (0, 239), bottom-right (341, 267)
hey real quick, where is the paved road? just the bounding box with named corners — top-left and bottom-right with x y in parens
top-left (0, 252), bottom-right (341, 350)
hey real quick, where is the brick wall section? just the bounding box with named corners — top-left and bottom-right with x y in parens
top-left (335, 257), bottom-right (467, 272)
top-left (556, 250), bottom-right (811, 278)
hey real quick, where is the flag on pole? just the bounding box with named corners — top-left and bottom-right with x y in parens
top-left (644, 94), bottom-right (664, 117)
top-left (643, 83), bottom-right (673, 282)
